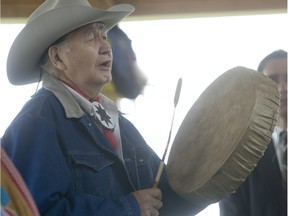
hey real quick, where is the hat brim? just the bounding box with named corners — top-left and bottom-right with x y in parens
top-left (7, 4), bottom-right (134, 85)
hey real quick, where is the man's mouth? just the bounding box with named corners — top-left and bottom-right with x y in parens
top-left (99, 59), bottom-right (112, 69)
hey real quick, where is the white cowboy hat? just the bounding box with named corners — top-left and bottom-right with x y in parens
top-left (7, 0), bottom-right (134, 85)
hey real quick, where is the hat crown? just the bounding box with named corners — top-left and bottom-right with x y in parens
top-left (7, 0), bottom-right (134, 85)
top-left (27, 0), bottom-right (91, 24)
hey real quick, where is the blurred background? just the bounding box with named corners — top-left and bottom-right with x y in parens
top-left (1, 0), bottom-right (287, 215)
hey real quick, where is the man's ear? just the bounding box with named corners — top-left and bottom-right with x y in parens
top-left (48, 45), bottom-right (66, 70)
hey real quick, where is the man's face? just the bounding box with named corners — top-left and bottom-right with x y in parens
top-left (56, 22), bottom-right (112, 98)
top-left (263, 57), bottom-right (287, 120)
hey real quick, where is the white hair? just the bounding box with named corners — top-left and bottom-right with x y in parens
top-left (40, 35), bottom-right (69, 78)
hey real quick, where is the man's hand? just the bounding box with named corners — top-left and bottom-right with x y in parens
top-left (132, 188), bottom-right (163, 216)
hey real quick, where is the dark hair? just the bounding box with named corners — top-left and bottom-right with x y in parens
top-left (257, 49), bottom-right (287, 73)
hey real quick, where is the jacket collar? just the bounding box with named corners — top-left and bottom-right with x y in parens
top-left (42, 73), bottom-right (85, 118)
top-left (42, 74), bottom-right (119, 120)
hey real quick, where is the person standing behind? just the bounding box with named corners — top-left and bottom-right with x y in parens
top-left (219, 49), bottom-right (287, 216)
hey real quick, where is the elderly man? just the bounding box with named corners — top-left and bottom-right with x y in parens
top-left (1, 0), bottom-right (197, 215)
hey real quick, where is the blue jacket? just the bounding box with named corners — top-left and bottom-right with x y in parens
top-left (2, 75), bottom-right (198, 216)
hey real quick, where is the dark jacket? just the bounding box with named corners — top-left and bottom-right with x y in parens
top-left (1, 75), bottom-right (198, 216)
top-left (219, 140), bottom-right (287, 216)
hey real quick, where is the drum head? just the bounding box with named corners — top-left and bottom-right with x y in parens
top-left (167, 66), bottom-right (279, 210)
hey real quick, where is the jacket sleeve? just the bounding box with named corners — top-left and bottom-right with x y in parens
top-left (219, 183), bottom-right (249, 216)
top-left (1, 114), bottom-right (140, 216)
top-left (158, 167), bottom-right (202, 216)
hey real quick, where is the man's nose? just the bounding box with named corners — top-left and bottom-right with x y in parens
top-left (278, 78), bottom-right (287, 92)
top-left (100, 42), bottom-right (112, 57)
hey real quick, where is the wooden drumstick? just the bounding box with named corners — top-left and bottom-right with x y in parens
top-left (152, 78), bottom-right (182, 188)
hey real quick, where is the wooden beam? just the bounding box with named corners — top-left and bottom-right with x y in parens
top-left (1, 0), bottom-right (287, 22)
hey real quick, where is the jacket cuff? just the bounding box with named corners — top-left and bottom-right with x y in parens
top-left (120, 194), bottom-right (140, 216)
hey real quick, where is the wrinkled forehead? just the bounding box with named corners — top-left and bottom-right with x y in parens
top-left (53, 22), bottom-right (107, 45)
top-left (74, 22), bottom-right (107, 34)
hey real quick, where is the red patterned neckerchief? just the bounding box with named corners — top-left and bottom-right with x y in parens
top-left (61, 80), bottom-right (118, 151)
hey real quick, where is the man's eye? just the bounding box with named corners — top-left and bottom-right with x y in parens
top-left (87, 33), bottom-right (95, 41)
top-left (268, 75), bottom-right (278, 83)
top-left (102, 35), bottom-right (108, 41)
